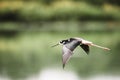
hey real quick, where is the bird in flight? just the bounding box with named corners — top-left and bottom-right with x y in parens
top-left (52, 37), bottom-right (110, 68)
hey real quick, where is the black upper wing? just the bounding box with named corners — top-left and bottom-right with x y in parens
top-left (80, 44), bottom-right (89, 54)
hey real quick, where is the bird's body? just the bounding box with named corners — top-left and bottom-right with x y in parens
top-left (63, 38), bottom-right (80, 51)
top-left (52, 37), bottom-right (110, 68)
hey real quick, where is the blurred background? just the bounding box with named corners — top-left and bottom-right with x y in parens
top-left (0, 0), bottom-right (120, 80)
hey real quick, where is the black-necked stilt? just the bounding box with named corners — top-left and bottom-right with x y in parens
top-left (52, 37), bottom-right (110, 68)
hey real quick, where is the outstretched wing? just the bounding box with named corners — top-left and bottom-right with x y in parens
top-left (62, 46), bottom-right (73, 68)
top-left (80, 44), bottom-right (89, 54)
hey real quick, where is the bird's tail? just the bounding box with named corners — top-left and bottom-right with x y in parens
top-left (91, 43), bottom-right (110, 50)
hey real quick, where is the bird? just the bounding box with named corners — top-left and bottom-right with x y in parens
top-left (52, 37), bottom-right (110, 68)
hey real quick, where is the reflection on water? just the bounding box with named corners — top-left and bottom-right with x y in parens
top-left (26, 68), bottom-right (80, 80)
top-left (25, 68), bottom-right (120, 80)
top-left (0, 68), bottom-right (120, 80)
top-left (0, 76), bottom-right (10, 80)
top-left (88, 75), bottom-right (120, 80)
top-left (26, 68), bottom-right (120, 80)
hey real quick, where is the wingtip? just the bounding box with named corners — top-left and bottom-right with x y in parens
top-left (86, 52), bottom-right (89, 55)
top-left (84, 51), bottom-right (89, 55)
top-left (63, 64), bottom-right (65, 69)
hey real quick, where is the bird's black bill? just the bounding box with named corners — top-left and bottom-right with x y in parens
top-left (51, 43), bottom-right (59, 47)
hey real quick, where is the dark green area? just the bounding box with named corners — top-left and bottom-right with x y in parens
top-left (0, 0), bottom-right (120, 21)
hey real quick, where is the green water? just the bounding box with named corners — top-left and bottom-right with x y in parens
top-left (0, 22), bottom-right (120, 79)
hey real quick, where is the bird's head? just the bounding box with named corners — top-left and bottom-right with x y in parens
top-left (60, 40), bottom-right (67, 45)
top-left (51, 40), bottom-right (65, 47)
top-left (60, 38), bottom-right (73, 45)
top-left (52, 38), bottom-right (73, 47)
